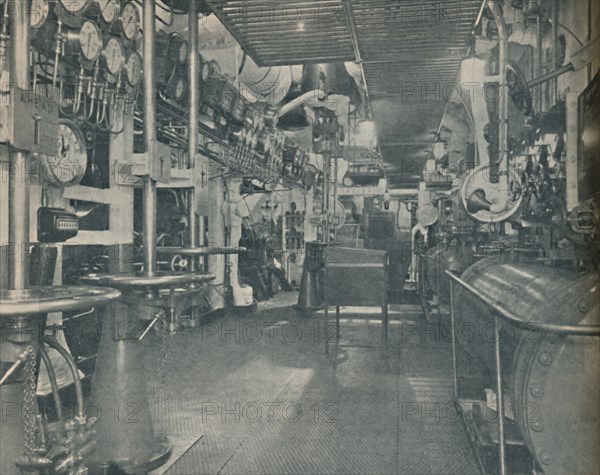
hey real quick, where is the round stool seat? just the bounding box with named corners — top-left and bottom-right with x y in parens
top-left (0, 286), bottom-right (121, 317)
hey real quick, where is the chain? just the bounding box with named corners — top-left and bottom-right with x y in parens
top-left (22, 346), bottom-right (37, 458)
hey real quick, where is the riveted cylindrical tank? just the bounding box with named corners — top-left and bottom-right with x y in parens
top-left (453, 260), bottom-right (599, 475)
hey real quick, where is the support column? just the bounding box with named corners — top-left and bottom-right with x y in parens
top-left (142, 0), bottom-right (157, 276)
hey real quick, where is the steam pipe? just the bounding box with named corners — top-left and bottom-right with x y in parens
top-left (487, 0), bottom-right (509, 205)
top-left (44, 339), bottom-right (84, 421)
top-left (8, 0), bottom-right (32, 290)
top-left (143, 0), bottom-right (157, 276)
top-left (188, 1), bottom-right (199, 272)
top-left (188, 0), bottom-right (199, 170)
top-left (39, 345), bottom-right (64, 422)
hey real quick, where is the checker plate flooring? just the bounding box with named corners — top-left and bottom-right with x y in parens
top-left (144, 293), bottom-right (478, 475)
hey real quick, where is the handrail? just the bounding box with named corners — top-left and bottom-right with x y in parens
top-left (445, 270), bottom-right (600, 337)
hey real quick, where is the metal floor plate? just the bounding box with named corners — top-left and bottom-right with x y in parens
top-left (144, 293), bottom-right (478, 474)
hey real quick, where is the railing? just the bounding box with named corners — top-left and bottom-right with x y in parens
top-left (445, 270), bottom-right (600, 475)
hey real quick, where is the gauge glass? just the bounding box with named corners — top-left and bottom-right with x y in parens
top-left (102, 38), bottom-right (126, 76)
top-left (124, 51), bottom-right (143, 86)
top-left (59, 0), bottom-right (89, 13)
top-left (79, 21), bottom-right (103, 61)
top-left (97, 0), bottom-right (120, 24)
top-left (30, 0), bottom-right (49, 28)
top-left (53, 120), bottom-right (88, 186)
top-left (121, 2), bottom-right (140, 41)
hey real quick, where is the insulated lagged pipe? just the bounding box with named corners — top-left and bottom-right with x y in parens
top-left (143, 0), bottom-right (157, 276)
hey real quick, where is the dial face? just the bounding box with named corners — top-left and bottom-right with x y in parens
top-left (59, 0), bottom-right (89, 13)
top-left (102, 38), bottom-right (126, 76)
top-left (30, 0), bottom-right (49, 29)
top-left (124, 51), bottom-right (143, 86)
top-left (79, 21), bottom-right (103, 61)
top-left (200, 60), bottom-right (209, 81)
top-left (97, 0), bottom-right (120, 24)
top-left (178, 40), bottom-right (188, 64)
top-left (45, 120), bottom-right (88, 186)
top-left (121, 2), bottom-right (141, 41)
top-left (175, 79), bottom-right (185, 100)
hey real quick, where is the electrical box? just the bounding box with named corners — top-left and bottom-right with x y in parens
top-left (0, 86), bottom-right (58, 156)
top-left (37, 207), bottom-right (79, 243)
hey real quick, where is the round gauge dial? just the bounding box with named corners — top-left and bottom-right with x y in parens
top-left (174, 78), bottom-right (186, 101)
top-left (178, 41), bottom-right (188, 64)
top-left (59, 0), bottom-right (89, 13)
top-left (42, 120), bottom-right (88, 186)
top-left (124, 51), bottom-right (143, 86)
top-left (200, 59), bottom-right (210, 81)
top-left (79, 21), bottom-right (103, 61)
top-left (121, 2), bottom-right (141, 41)
top-left (101, 37), bottom-right (126, 76)
top-left (169, 34), bottom-right (188, 64)
top-left (97, 0), bottom-right (120, 24)
top-left (30, 0), bottom-right (49, 29)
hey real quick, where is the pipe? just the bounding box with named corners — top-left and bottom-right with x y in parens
top-left (43, 339), bottom-right (85, 421)
top-left (528, 63), bottom-right (575, 87)
top-left (142, 176), bottom-right (157, 276)
top-left (8, 0), bottom-right (32, 290)
top-left (39, 346), bottom-right (63, 422)
top-left (486, 0), bottom-right (508, 209)
top-left (188, 1), bottom-right (199, 272)
top-left (188, 188), bottom-right (197, 272)
top-left (143, 0), bottom-right (157, 277)
top-left (277, 89), bottom-right (325, 118)
top-left (188, 0), bottom-right (199, 170)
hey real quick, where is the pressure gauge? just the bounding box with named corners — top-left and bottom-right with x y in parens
top-left (120, 2), bottom-right (140, 41)
top-left (97, 0), bottom-right (120, 24)
top-left (30, 0), bottom-right (49, 29)
top-left (101, 37), bottom-right (126, 76)
top-left (59, 0), bottom-right (89, 14)
top-left (79, 20), bottom-right (103, 61)
top-left (41, 120), bottom-right (88, 186)
top-left (200, 58), bottom-right (210, 81)
top-left (174, 78), bottom-right (186, 101)
top-left (124, 51), bottom-right (143, 87)
top-left (168, 33), bottom-right (188, 64)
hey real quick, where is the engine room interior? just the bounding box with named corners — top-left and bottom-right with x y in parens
top-left (0, 1), bottom-right (598, 474)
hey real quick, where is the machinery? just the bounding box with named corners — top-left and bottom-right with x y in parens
top-left (413, 1), bottom-right (600, 473)
top-left (0, 0), bottom-right (597, 474)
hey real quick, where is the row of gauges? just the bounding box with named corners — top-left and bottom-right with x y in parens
top-left (32, 0), bottom-right (140, 38)
top-left (30, 0), bottom-right (142, 87)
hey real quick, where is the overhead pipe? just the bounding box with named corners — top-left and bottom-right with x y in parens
top-left (8, 0), bottom-right (32, 290)
top-left (143, 0), bottom-right (157, 277)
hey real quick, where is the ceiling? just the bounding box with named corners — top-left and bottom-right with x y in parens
top-left (206, 0), bottom-right (483, 188)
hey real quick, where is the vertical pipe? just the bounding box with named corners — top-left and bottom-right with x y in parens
top-left (142, 176), bottom-right (157, 276)
top-left (187, 1), bottom-right (199, 272)
top-left (494, 315), bottom-right (507, 475)
top-left (143, 0), bottom-right (157, 276)
top-left (188, 0), bottom-right (199, 170)
top-left (449, 277), bottom-right (459, 400)
top-left (8, 0), bottom-right (32, 291)
top-left (536, 12), bottom-right (544, 109)
top-left (551, 0), bottom-right (559, 104)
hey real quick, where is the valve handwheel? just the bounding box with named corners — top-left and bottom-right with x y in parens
top-left (506, 62), bottom-right (533, 116)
